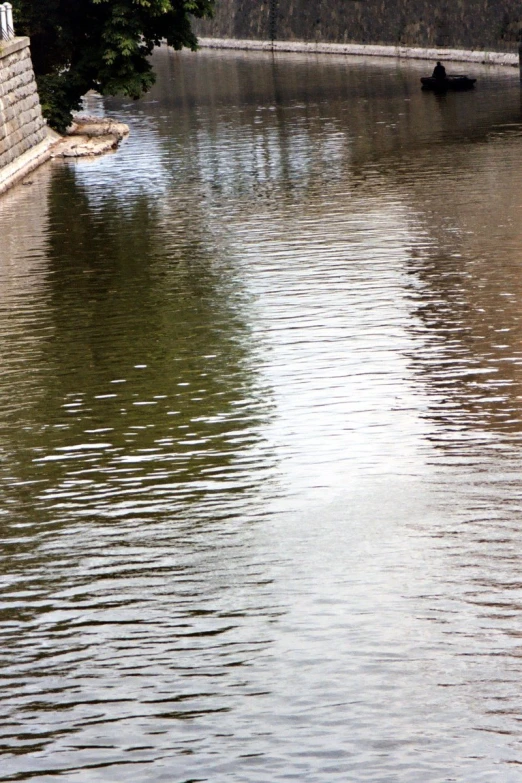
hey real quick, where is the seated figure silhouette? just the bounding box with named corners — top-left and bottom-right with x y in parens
top-left (432, 61), bottom-right (447, 81)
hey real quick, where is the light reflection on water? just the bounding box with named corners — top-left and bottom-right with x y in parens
top-left (2, 47), bottom-right (522, 781)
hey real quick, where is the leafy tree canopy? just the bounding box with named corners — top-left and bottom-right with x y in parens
top-left (12, 0), bottom-right (215, 132)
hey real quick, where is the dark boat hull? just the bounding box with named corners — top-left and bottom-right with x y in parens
top-left (421, 76), bottom-right (476, 92)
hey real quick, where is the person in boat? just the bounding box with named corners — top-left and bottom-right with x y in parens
top-left (432, 61), bottom-right (447, 81)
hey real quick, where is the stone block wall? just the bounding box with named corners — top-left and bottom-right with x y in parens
top-left (196, 0), bottom-right (522, 54)
top-left (0, 37), bottom-right (47, 173)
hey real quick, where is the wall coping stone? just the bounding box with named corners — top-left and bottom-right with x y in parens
top-left (198, 38), bottom-right (519, 66)
top-left (0, 36), bottom-right (30, 60)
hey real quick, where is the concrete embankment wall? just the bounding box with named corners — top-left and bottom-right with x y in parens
top-left (0, 37), bottom-right (51, 195)
top-left (197, 38), bottom-right (518, 67)
top-left (196, 0), bottom-right (522, 56)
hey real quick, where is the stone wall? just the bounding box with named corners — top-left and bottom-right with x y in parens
top-left (196, 0), bottom-right (522, 54)
top-left (0, 37), bottom-right (50, 193)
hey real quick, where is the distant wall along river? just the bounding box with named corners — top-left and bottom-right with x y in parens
top-left (3, 46), bottom-right (522, 782)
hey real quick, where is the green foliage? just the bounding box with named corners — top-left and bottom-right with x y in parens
top-left (11, 0), bottom-right (215, 132)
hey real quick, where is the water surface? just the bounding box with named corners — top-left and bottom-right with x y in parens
top-left (2, 48), bottom-right (522, 781)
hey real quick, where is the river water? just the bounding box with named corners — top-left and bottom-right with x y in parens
top-left (2, 46), bottom-right (522, 782)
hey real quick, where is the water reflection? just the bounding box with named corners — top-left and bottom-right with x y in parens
top-left (0, 153), bottom-right (280, 780)
top-left (401, 136), bottom-right (522, 446)
top-left (3, 48), bottom-right (522, 782)
top-left (126, 47), bottom-right (522, 186)
top-left (4, 163), bottom-right (276, 520)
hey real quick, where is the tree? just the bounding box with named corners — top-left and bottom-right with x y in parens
top-left (11, 0), bottom-right (215, 132)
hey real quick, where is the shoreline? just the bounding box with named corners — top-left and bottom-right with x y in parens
top-left (0, 117), bottom-right (129, 196)
top-left (1, 38), bottom-right (517, 197)
top-left (198, 37), bottom-right (519, 67)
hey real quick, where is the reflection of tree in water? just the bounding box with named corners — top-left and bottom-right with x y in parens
top-left (3, 166), bottom-right (276, 537)
top-left (0, 167), bottom-right (281, 773)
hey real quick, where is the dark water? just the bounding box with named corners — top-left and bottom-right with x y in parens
top-left (2, 47), bottom-right (522, 781)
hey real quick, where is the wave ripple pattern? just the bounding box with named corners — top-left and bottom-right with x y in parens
top-left (2, 48), bottom-right (522, 782)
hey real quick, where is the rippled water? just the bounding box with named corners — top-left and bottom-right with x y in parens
top-left (3, 47), bottom-right (522, 781)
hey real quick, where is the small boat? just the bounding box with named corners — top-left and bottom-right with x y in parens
top-left (421, 75), bottom-right (476, 92)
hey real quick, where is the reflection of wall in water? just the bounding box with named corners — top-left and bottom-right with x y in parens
top-left (398, 139), bottom-right (522, 441)
top-left (140, 48), bottom-right (521, 211)
top-left (0, 164), bottom-right (51, 298)
top-left (196, 0), bottom-right (522, 53)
